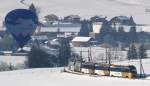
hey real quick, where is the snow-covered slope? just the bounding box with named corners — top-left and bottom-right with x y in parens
top-left (0, 0), bottom-right (150, 25)
top-left (0, 59), bottom-right (150, 86)
top-left (0, 67), bottom-right (150, 86)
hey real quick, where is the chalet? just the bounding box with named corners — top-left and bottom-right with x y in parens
top-left (109, 16), bottom-right (136, 32)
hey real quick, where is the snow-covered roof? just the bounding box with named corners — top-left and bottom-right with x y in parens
top-left (72, 37), bottom-right (91, 42)
top-left (38, 26), bottom-right (80, 33)
top-left (31, 35), bottom-right (48, 40)
top-left (116, 16), bottom-right (130, 20)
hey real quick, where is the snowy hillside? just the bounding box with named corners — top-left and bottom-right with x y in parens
top-left (0, 59), bottom-right (150, 86)
top-left (0, 68), bottom-right (149, 86)
top-left (0, 0), bottom-right (150, 25)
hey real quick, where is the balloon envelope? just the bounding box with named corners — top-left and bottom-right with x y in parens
top-left (5, 9), bottom-right (38, 48)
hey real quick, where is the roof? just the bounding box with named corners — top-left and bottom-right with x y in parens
top-left (72, 37), bottom-right (91, 42)
top-left (116, 16), bottom-right (130, 20)
top-left (66, 15), bottom-right (81, 19)
top-left (31, 35), bottom-right (48, 40)
top-left (38, 26), bottom-right (81, 33)
top-left (110, 16), bottom-right (135, 25)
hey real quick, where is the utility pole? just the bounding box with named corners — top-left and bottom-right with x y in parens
top-left (139, 57), bottom-right (145, 78)
top-left (108, 49), bottom-right (111, 76)
top-left (105, 46), bottom-right (108, 63)
top-left (88, 49), bottom-right (90, 62)
top-left (89, 46), bottom-right (92, 62)
top-left (80, 50), bottom-right (83, 61)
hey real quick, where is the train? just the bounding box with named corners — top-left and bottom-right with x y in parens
top-left (66, 61), bottom-right (137, 78)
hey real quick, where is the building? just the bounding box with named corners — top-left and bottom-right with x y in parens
top-left (72, 37), bottom-right (93, 47)
top-left (64, 15), bottom-right (81, 23)
top-left (109, 16), bottom-right (136, 32)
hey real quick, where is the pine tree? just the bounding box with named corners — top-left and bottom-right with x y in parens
top-left (127, 44), bottom-right (138, 60)
top-left (28, 46), bottom-right (57, 68)
top-left (128, 26), bottom-right (138, 44)
top-left (129, 16), bottom-right (136, 26)
top-left (139, 44), bottom-right (147, 59)
top-left (29, 3), bottom-right (37, 13)
top-left (117, 26), bottom-right (126, 43)
top-left (58, 38), bottom-right (71, 66)
top-left (78, 20), bottom-right (93, 36)
top-left (98, 21), bottom-right (113, 43)
top-left (103, 34), bottom-right (116, 47)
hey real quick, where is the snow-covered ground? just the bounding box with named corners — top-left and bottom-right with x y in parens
top-left (0, 58), bottom-right (149, 86)
top-left (0, 55), bottom-right (27, 65)
top-left (0, 55), bottom-right (27, 69)
top-left (0, 66), bottom-right (150, 86)
top-left (0, 0), bottom-right (150, 25)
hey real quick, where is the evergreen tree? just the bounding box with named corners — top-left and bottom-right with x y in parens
top-left (117, 26), bottom-right (126, 43)
top-left (0, 34), bottom-right (14, 51)
top-left (78, 20), bottom-right (93, 36)
top-left (127, 44), bottom-right (138, 60)
top-left (129, 16), bottom-right (136, 26)
top-left (28, 46), bottom-right (57, 68)
top-left (103, 34), bottom-right (116, 47)
top-left (98, 21), bottom-right (112, 43)
top-left (58, 38), bottom-right (71, 66)
top-left (29, 3), bottom-right (37, 14)
top-left (128, 26), bottom-right (138, 44)
top-left (139, 44), bottom-right (147, 59)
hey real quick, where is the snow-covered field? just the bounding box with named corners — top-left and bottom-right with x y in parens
top-left (0, 55), bottom-right (27, 66)
top-left (0, 0), bottom-right (150, 85)
top-left (0, 0), bottom-right (150, 25)
top-left (0, 58), bottom-right (149, 86)
top-left (0, 66), bottom-right (149, 86)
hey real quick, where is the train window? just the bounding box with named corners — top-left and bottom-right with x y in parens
top-left (95, 66), bottom-right (109, 70)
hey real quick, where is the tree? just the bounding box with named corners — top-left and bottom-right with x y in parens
top-left (139, 44), bottom-right (147, 59)
top-left (129, 16), bottom-right (136, 26)
top-left (128, 26), bottom-right (138, 44)
top-left (29, 3), bottom-right (41, 16)
top-left (127, 44), bottom-right (138, 60)
top-left (29, 3), bottom-right (37, 13)
top-left (103, 34), bottom-right (116, 47)
top-left (98, 21), bottom-right (113, 43)
top-left (58, 38), bottom-right (71, 66)
top-left (117, 26), bottom-right (126, 43)
top-left (44, 14), bottom-right (58, 22)
top-left (0, 34), bottom-right (14, 51)
top-left (78, 20), bottom-right (93, 36)
top-left (28, 46), bottom-right (57, 68)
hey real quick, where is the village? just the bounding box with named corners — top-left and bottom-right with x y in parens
top-left (0, 13), bottom-right (150, 70)
top-left (0, 0), bottom-right (150, 86)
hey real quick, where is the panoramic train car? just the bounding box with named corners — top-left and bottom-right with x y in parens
top-left (80, 62), bottom-right (95, 74)
top-left (94, 63), bottom-right (110, 76)
top-left (110, 65), bottom-right (137, 78)
top-left (67, 61), bottom-right (137, 78)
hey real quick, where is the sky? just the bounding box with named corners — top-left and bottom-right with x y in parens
top-left (0, 0), bottom-right (150, 25)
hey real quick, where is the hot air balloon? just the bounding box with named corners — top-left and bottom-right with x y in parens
top-left (5, 9), bottom-right (38, 49)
